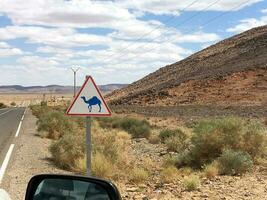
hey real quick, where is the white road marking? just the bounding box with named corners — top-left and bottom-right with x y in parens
top-left (15, 121), bottom-right (22, 138)
top-left (15, 108), bottom-right (26, 138)
top-left (0, 109), bottom-right (14, 117)
top-left (0, 144), bottom-right (15, 184)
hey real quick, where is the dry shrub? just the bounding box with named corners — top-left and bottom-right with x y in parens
top-left (92, 128), bottom-right (130, 163)
top-left (148, 134), bottom-right (161, 144)
top-left (50, 130), bottom-right (85, 171)
top-left (73, 157), bottom-right (86, 174)
top-left (160, 166), bottom-right (179, 183)
top-left (203, 162), bottom-right (219, 179)
top-left (129, 168), bottom-right (149, 184)
top-left (0, 102), bottom-right (7, 109)
top-left (183, 175), bottom-right (200, 191)
top-left (92, 152), bottom-right (114, 179)
top-left (179, 167), bottom-right (193, 176)
top-left (30, 104), bottom-right (51, 118)
top-left (37, 111), bottom-right (74, 139)
top-left (164, 155), bottom-right (179, 167)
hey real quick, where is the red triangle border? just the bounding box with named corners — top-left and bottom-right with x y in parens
top-left (66, 76), bottom-right (112, 116)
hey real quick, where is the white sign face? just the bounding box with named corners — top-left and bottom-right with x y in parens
top-left (66, 76), bottom-right (111, 116)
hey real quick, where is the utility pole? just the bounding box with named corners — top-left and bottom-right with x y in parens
top-left (71, 67), bottom-right (80, 97)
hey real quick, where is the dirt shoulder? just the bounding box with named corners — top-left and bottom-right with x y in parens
top-left (1, 109), bottom-right (71, 200)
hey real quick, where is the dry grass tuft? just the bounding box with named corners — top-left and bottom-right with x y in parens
top-left (129, 168), bottom-right (149, 184)
top-left (183, 174), bottom-right (200, 191)
top-left (203, 162), bottom-right (219, 179)
top-left (92, 152), bottom-right (114, 179)
top-left (160, 166), bottom-right (179, 183)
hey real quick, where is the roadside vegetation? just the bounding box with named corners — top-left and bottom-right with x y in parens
top-left (31, 104), bottom-right (151, 183)
top-left (0, 102), bottom-right (7, 109)
top-left (31, 104), bottom-right (267, 195)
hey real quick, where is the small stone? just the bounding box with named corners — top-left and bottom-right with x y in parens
top-left (201, 194), bottom-right (209, 198)
top-left (159, 151), bottom-right (168, 156)
top-left (126, 187), bottom-right (139, 192)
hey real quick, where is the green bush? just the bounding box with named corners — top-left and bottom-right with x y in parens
top-left (160, 129), bottom-right (177, 142)
top-left (10, 102), bottom-right (16, 106)
top-left (163, 129), bottom-right (188, 152)
top-left (98, 117), bottom-right (151, 138)
top-left (97, 117), bottom-right (121, 129)
top-left (174, 117), bottom-right (266, 169)
top-left (175, 150), bottom-right (192, 168)
top-left (242, 123), bottom-right (266, 159)
top-left (218, 149), bottom-right (253, 175)
top-left (189, 118), bottom-right (249, 167)
top-left (119, 118), bottom-right (151, 138)
top-left (37, 111), bottom-right (73, 139)
top-left (159, 129), bottom-right (185, 142)
top-left (50, 131), bottom-right (85, 170)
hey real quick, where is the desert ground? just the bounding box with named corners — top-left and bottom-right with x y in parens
top-left (0, 93), bottom-right (73, 107)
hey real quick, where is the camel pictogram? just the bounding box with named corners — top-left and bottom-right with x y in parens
top-left (81, 96), bottom-right (102, 112)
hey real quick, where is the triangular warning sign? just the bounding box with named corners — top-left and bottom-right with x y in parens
top-left (66, 76), bottom-right (112, 116)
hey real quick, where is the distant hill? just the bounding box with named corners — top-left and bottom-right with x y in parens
top-left (0, 84), bottom-right (128, 94)
top-left (107, 25), bottom-right (267, 106)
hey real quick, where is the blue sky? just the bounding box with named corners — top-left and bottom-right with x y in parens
top-left (0, 0), bottom-right (266, 86)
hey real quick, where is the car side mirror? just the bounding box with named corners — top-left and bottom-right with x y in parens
top-left (25, 174), bottom-right (121, 200)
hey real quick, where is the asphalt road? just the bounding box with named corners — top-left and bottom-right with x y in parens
top-left (0, 107), bottom-right (25, 165)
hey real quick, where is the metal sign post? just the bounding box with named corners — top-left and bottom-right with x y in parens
top-left (66, 75), bottom-right (112, 177)
top-left (86, 116), bottom-right (92, 176)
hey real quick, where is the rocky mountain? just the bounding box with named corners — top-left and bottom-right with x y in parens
top-left (0, 84), bottom-right (127, 94)
top-left (107, 26), bottom-right (267, 106)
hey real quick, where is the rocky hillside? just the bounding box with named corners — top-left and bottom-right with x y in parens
top-left (107, 26), bottom-right (267, 106)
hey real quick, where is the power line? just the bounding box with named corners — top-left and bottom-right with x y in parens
top-left (106, 0), bottom-right (252, 64)
top-left (100, 0), bottom-right (222, 64)
top-left (103, 0), bottom-right (200, 59)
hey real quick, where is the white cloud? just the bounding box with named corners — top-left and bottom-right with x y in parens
top-left (261, 8), bottom-right (267, 13)
top-left (167, 31), bottom-right (220, 43)
top-left (0, 0), bottom-right (163, 39)
top-left (0, 0), bottom-right (132, 28)
top-left (0, 41), bottom-right (10, 48)
top-left (227, 17), bottom-right (267, 33)
top-left (0, 26), bottom-right (110, 47)
top-left (0, 48), bottom-right (22, 57)
top-left (0, 41), bottom-right (23, 57)
top-left (117, 0), bottom-right (262, 16)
